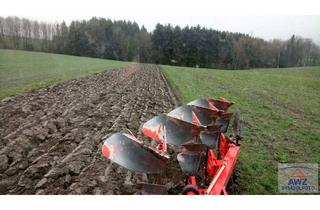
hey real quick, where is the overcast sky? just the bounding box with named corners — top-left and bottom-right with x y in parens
top-left (1, 0), bottom-right (319, 44)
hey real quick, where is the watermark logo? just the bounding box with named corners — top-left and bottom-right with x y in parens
top-left (278, 163), bottom-right (318, 193)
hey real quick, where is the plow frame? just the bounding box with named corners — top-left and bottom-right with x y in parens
top-left (185, 133), bottom-right (240, 195)
top-left (102, 97), bottom-right (242, 195)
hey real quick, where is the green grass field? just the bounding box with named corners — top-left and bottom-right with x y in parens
top-left (162, 65), bottom-right (320, 194)
top-left (0, 49), bottom-right (130, 99)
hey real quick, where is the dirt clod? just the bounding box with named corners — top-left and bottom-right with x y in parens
top-left (0, 155), bottom-right (9, 172)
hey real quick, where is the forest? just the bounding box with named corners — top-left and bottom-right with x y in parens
top-left (1, 16), bottom-right (320, 69)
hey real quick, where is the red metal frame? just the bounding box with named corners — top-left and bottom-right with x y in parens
top-left (142, 124), bottom-right (168, 154)
top-left (185, 133), bottom-right (240, 195)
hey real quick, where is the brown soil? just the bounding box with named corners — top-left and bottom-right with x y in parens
top-left (0, 64), bottom-right (182, 195)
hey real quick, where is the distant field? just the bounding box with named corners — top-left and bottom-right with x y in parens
top-left (0, 49), bottom-right (130, 99)
top-left (162, 65), bottom-right (320, 194)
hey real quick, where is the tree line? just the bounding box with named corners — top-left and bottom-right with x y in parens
top-left (1, 16), bottom-right (319, 69)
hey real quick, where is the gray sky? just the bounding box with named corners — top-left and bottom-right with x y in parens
top-left (1, 0), bottom-right (320, 44)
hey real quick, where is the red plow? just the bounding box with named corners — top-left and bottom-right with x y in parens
top-left (102, 98), bottom-right (243, 195)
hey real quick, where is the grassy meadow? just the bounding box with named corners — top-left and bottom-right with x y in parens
top-left (0, 49), bottom-right (130, 99)
top-left (162, 65), bottom-right (320, 194)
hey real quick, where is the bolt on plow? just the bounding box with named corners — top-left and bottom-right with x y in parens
top-left (102, 97), bottom-right (243, 195)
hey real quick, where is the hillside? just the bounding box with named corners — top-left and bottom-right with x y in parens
top-left (0, 49), bottom-right (130, 99)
